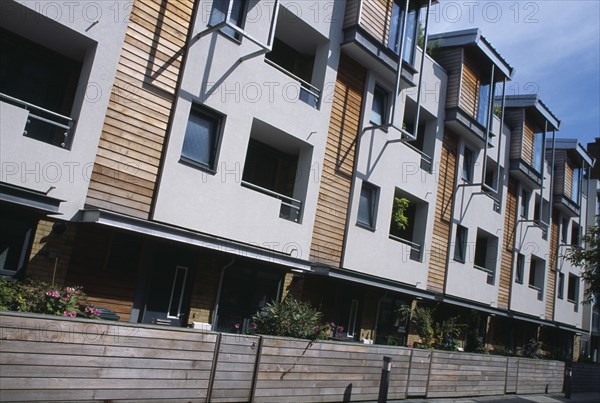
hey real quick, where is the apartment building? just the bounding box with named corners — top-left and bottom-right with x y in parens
top-left (0, 0), bottom-right (596, 359)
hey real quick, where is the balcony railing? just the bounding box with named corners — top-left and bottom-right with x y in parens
top-left (1, 92), bottom-right (74, 149)
top-left (403, 141), bottom-right (433, 173)
top-left (241, 180), bottom-right (302, 223)
top-left (264, 58), bottom-right (321, 109)
top-left (474, 264), bottom-right (495, 285)
top-left (528, 285), bottom-right (543, 301)
top-left (389, 234), bottom-right (422, 262)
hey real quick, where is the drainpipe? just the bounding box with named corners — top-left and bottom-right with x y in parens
top-left (549, 133), bottom-right (559, 322)
top-left (211, 256), bottom-right (236, 331)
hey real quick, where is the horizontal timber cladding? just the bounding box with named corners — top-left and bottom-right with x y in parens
top-left (0, 312), bottom-right (569, 401)
top-left (210, 334), bottom-right (260, 403)
top-left (361, 0), bottom-right (393, 45)
top-left (343, 0), bottom-right (360, 28)
top-left (310, 53), bottom-right (367, 266)
top-left (459, 51), bottom-right (480, 120)
top-left (506, 109), bottom-right (525, 160)
top-left (514, 357), bottom-right (564, 394)
top-left (427, 129), bottom-right (458, 293)
top-left (546, 211), bottom-right (559, 320)
top-left (553, 150), bottom-right (567, 196)
top-left (434, 48), bottom-right (463, 110)
top-left (86, 0), bottom-right (195, 219)
top-left (522, 118), bottom-right (535, 167)
top-left (0, 312), bottom-right (217, 402)
top-left (427, 351), bottom-right (508, 398)
top-left (565, 158), bottom-right (574, 199)
top-left (253, 336), bottom-right (412, 403)
top-left (498, 178), bottom-right (518, 309)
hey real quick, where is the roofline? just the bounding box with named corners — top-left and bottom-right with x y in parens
top-left (428, 28), bottom-right (514, 79)
top-left (549, 138), bottom-right (595, 166)
top-left (501, 94), bottom-right (561, 131)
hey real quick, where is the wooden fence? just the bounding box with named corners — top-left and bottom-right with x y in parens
top-left (0, 312), bottom-right (569, 402)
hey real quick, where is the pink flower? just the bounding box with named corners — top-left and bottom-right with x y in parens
top-left (313, 326), bottom-right (320, 333)
top-left (249, 322), bottom-right (257, 330)
top-left (234, 323), bottom-right (240, 329)
top-left (63, 311), bottom-right (76, 318)
top-left (64, 287), bottom-right (75, 294)
top-left (45, 290), bottom-right (60, 298)
top-left (330, 322), bottom-right (335, 327)
top-left (337, 326), bottom-right (344, 332)
top-left (62, 296), bottom-right (69, 301)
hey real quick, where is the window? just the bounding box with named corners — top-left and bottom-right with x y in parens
top-left (558, 272), bottom-right (565, 299)
top-left (454, 225), bottom-right (468, 263)
top-left (180, 105), bottom-right (222, 171)
top-left (572, 166), bottom-right (581, 204)
top-left (561, 218), bottom-right (569, 244)
top-left (474, 229), bottom-right (498, 285)
top-left (371, 85), bottom-right (388, 125)
top-left (567, 273), bottom-right (579, 305)
top-left (515, 253), bottom-right (525, 284)
top-left (462, 147), bottom-right (475, 182)
top-left (346, 299), bottom-right (359, 338)
top-left (209, 0), bottom-right (248, 40)
top-left (520, 189), bottom-right (530, 218)
top-left (477, 81), bottom-right (491, 127)
top-left (388, 1), bottom-right (419, 64)
top-left (241, 120), bottom-right (310, 223)
top-left (533, 131), bottom-right (544, 173)
top-left (265, 7), bottom-right (325, 108)
top-left (571, 222), bottom-right (580, 247)
top-left (0, 212), bottom-right (35, 276)
top-left (528, 257), bottom-right (545, 300)
top-left (533, 195), bottom-right (550, 223)
top-left (1, 28), bottom-right (82, 148)
top-left (357, 182), bottom-right (378, 229)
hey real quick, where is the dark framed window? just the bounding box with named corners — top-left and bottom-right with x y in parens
top-left (515, 253), bottom-right (525, 284)
top-left (533, 131), bottom-right (544, 173)
top-left (520, 189), bottom-right (529, 218)
top-left (558, 272), bottom-right (565, 299)
top-left (357, 182), bottom-right (378, 229)
top-left (209, 0), bottom-right (248, 40)
top-left (180, 105), bottom-right (223, 171)
top-left (0, 213), bottom-right (35, 276)
top-left (561, 218), bottom-right (569, 244)
top-left (571, 222), bottom-right (580, 247)
top-left (477, 80), bottom-right (492, 127)
top-left (528, 257), bottom-right (545, 300)
top-left (572, 166), bottom-right (581, 204)
top-left (567, 273), bottom-right (579, 303)
top-left (371, 85), bottom-right (388, 125)
top-left (462, 147), bottom-right (474, 182)
top-left (454, 225), bottom-right (468, 263)
top-left (388, 0), bottom-right (419, 64)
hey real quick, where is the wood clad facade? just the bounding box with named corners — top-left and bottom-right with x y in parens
top-left (553, 150), bottom-right (567, 196)
top-left (546, 210), bottom-right (559, 320)
top-left (435, 48), bottom-right (463, 110)
top-left (310, 54), bottom-right (366, 266)
top-left (459, 52), bottom-right (481, 120)
top-left (522, 117), bottom-right (535, 166)
top-left (498, 178), bottom-right (518, 309)
top-left (86, 0), bottom-right (195, 219)
top-left (506, 109), bottom-right (525, 160)
top-left (565, 158), bottom-right (574, 199)
top-left (343, 0), bottom-right (394, 47)
top-left (427, 130), bottom-right (458, 292)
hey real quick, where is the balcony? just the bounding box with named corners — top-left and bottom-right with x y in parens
top-left (552, 149), bottom-right (584, 217)
top-left (341, 0), bottom-right (432, 85)
top-left (264, 6), bottom-right (327, 109)
top-left (509, 158), bottom-right (542, 189)
top-left (388, 189), bottom-right (427, 262)
top-left (429, 30), bottom-right (513, 149)
top-left (0, 27), bottom-right (82, 149)
top-left (241, 120), bottom-right (312, 224)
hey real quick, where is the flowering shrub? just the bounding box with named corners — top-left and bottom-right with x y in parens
top-left (250, 297), bottom-right (333, 340)
top-left (0, 278), bottom-right (100, 319)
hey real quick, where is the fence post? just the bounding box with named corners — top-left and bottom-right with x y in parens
top-left (378, 356), bottom-right (392, 403)
top-left (249, 336), bottom-right (264, 403)
top-left (206, 332), bottom-right (222, 403)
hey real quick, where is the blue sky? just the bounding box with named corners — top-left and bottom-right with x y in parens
top-left (428, 0), bottom-right (600, 147)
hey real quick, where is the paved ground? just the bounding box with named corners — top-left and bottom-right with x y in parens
top-left (396, 392), bottom-right (600, 403)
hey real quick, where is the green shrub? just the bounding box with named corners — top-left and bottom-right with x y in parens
top-left (0, 278), bottom-right (99, 319)
top-left (251, 297), bottom-right (330, 340)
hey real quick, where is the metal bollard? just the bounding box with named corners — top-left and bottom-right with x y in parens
top-left (378, 356), bottom-right (392, 403)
